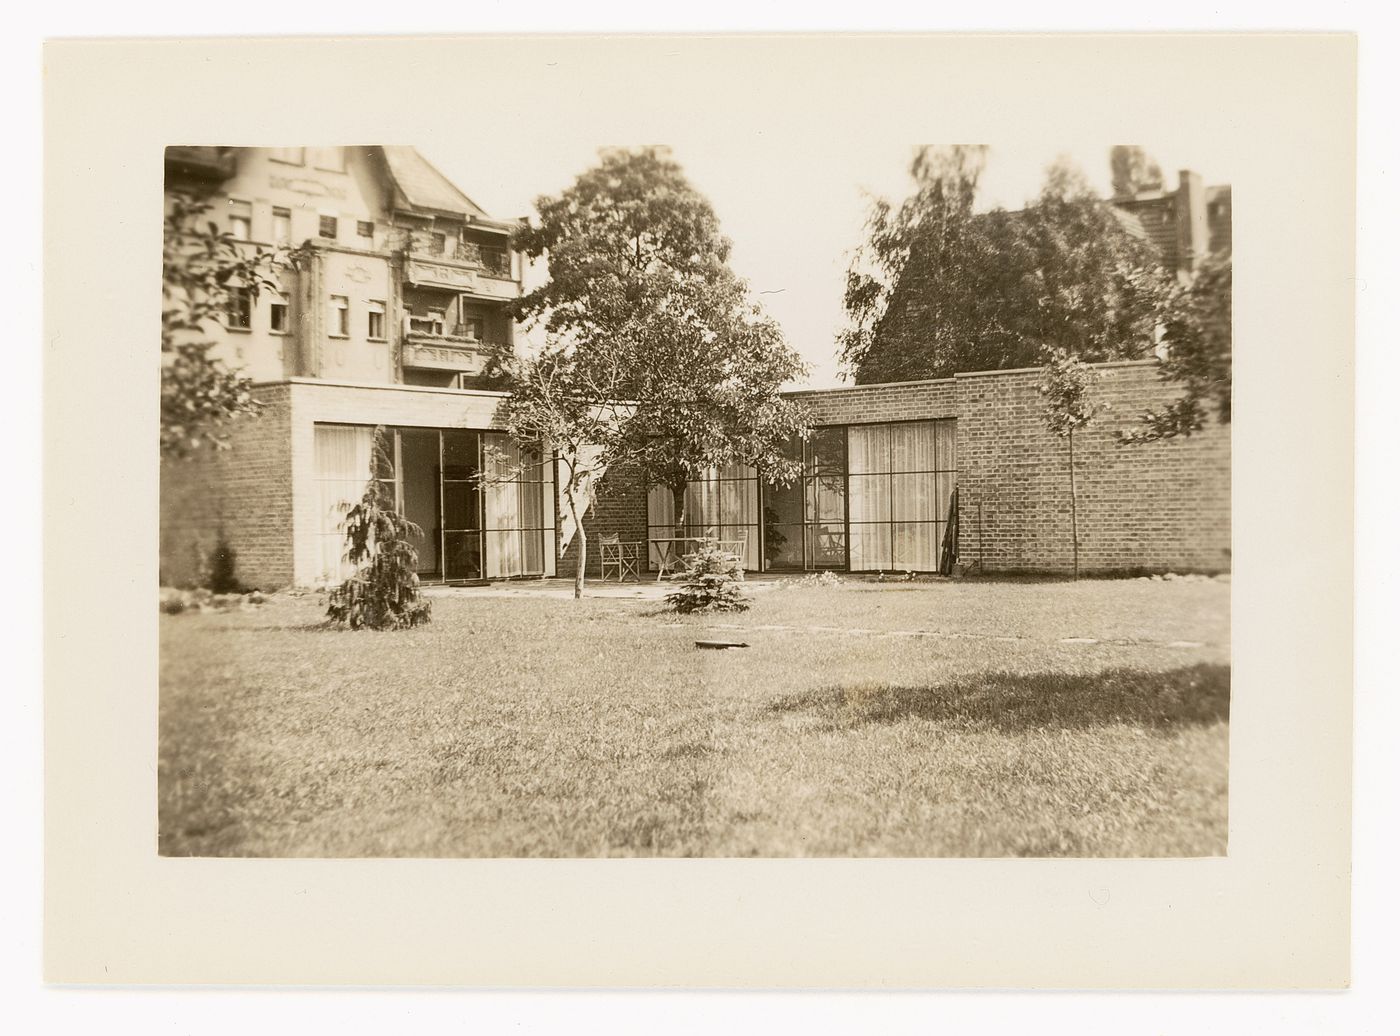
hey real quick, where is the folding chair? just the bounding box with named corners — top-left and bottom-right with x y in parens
top-left (599, 533), bottom-right (643, 582)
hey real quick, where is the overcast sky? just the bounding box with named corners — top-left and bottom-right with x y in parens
top-left (426, 139), bottom-right (1233, 389)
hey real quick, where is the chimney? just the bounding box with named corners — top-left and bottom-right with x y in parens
top-left (1175, 169), bottom-right (1208, 275)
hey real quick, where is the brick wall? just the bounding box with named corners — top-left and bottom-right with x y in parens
top-left (952, 361), bottom-right (1230, 575)
top-left (786, 378), bottom-right (959, 425)
top-left (555, 461), bottom-right (650, 581)
top-left (159, 382), bottom-right (294, 589)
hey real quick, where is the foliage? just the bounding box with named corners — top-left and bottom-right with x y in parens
top-left (1120, 249), bottom-right (1232, 443)
top-left (1109, 145), bottom-right (1164, 198)
top-left (664, 545), bottom-right (750, 614)
top-left (501, 147), bottom-right (810, 595)
top-left (326, 431), bottom-right (432, 631)
top-left (1039, 351), bottom-right (1106, 581)
top-left (161, 190), bottom-right (298, 459)
top-left (207, 530), bottom-right (243, 594)
top-left (839, 147), bottom-right (1178, 383)
top-left (1039, 349), bottom-right (1107, 437)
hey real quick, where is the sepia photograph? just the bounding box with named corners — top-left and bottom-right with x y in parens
top-left (158, 138), bottom-right (1231, 859)
top-left (39, 29), bottom-right (1359, 993)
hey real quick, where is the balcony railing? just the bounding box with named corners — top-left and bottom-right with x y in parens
top-left (452, 242), bottom-right (513, 277)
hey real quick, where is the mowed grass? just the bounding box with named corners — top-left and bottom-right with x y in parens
top-left (159, 578), bottom-right (1230, 858)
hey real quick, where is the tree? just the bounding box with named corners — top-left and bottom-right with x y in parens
top-left (1119, 248), bottom-right (1232, 444)
top-left (161, 191), bottom-right (296, 459)
top-left (839, 147), bottom-right (1177, 383)
top-left (326, 429), bottom-right (432, 630)
top-left (1110, 145), bottom-right (1164, 198)
top-left (1039, 350), bottom-right (1107, 580)
top-left (488, 340), bottom-right (631, 601)
top-left (507, 147), bottom-right (809, 591)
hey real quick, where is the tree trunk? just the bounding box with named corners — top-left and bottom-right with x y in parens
top-left (1068, 427), bottom-right (1080, 581)
top-left (565, 484), bottom-right (586, 601)
top-left (671, 481), bottom-right (688, 541)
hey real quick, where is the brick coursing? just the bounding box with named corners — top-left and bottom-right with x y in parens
top-left (951, 362), bottom-right (1230, 575)
top-left (555, 461), bottom-right (650, 581)
top-left (159, 383), bottom-right (294, 589)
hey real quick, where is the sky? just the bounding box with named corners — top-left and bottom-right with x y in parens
top-left (426, 138), bottom-right (1235, 390)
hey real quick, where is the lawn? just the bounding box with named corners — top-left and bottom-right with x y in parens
top-left (159, 577), bottom-right (1230, 858)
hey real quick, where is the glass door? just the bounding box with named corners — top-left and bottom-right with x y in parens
top-left (440, 429), bottom-right (483, 581)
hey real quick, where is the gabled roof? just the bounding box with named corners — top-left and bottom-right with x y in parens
top-left (380, 146), bottom-right (490, 221)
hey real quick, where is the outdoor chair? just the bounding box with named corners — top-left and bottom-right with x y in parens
top-left (598, 534), bottom-right (643, 582)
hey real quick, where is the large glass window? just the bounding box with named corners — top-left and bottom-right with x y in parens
top-left (313, 425), bottom-right (555, 584)
top-left (312, 425), bottom-right (391, 583)
top-left (846, 420), bottom-right (956, 572)
top-left (760, 429), bottom-right (847, 572)
top-left (646, 464), bottom-right (760, 570)
top-left (482, 433), bottom-right (555, 579)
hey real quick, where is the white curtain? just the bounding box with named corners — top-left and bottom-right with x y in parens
top-left (719, 471), bottom-right (759, 568)
top-left (890, 421), bottom-right (937, 472)
top-left (847, 421), bottom-right (954, 571)
top-left (847, 425), bottom-right (890, 569)
top-left (893, 522), bottom-right (939, 571)
top-left (484, 435), bottom-right (548, 578)
top-left (646, 466), bottom-right (759, 570)
top-left (314, 424), bottom-right (375, 584)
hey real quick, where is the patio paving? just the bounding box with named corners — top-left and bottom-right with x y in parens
top-left (422, 575), bottom-right (791, 602)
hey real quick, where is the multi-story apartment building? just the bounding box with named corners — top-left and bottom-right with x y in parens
top-left (162, 146), bottom-right (557, 589)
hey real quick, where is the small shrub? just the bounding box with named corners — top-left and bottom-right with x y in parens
top-left (326, 433), bottom-right (432, 631)
top-left (665, 545), bottom-right (749, 614)
top-left (777, 571), bottom-right (843, 591)
top-left (207, 531), bottom-right (243, 594)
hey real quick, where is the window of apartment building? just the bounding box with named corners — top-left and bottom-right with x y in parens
top-left (318, 214), bottom-right (338, 240)
top-left (356, 220), bottom-right (374, 242)
top-left (228, 199), bottom-right (252, 241)
top-left (309, 147), bottom-right (346, 173)
top-left (272, 207), bottom-right (292, 244)
top-left (225, 287), bottom-right (253, 331)
top-left (429, 232), bottom-right (446, 255)
top-left (269, 293), bottom-right (290, 334)
top-left (269, 147), bottom-right (305, 165)
top-left (366, 300), bottom-right (386, 341)
top-left (456, 303), bottom-right (484, 341)
top-left (329, 295), bottom-right (350, 337)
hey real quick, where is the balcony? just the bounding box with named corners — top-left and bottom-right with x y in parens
top-left (402, 327), bottom-right (507, 375)
top-left (403, 253), bottom-right (519, 300)
top-left (452, 241), bottom-right (513, 278)
top-left (165, 146), bottom-right (238, 181)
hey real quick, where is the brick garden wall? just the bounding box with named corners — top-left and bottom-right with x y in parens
top-left (159, 382), bottom-right (294, 590)
top-left (952, 361), bottom-right (1231, 575)
top-left (786, 378), bottom-right (959, 425)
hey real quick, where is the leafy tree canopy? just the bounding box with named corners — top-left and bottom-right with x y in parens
top-left (161, 191), bottom-right (297, 459)
top-left (509, 147), bottom-right (809, 497)
top-left (838, 146), bottom-right (1179, 384)
top-left (1119, 248), bottom-right (1232, 443)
